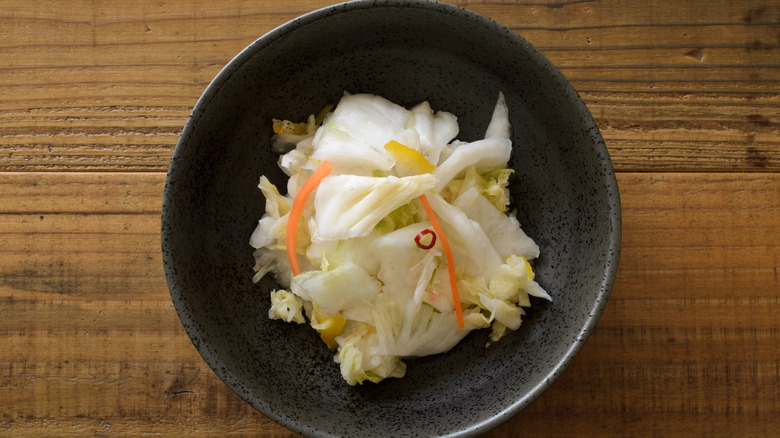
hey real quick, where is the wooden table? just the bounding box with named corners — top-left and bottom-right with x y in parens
top-left (1, 0), bottom-right (778, 436)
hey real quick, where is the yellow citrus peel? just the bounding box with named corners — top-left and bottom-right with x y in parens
top-left (384, 140), bottom-right (435, 175)
top-left (317, 314), bottom-right (347, 348)
top-left (522, 256), bottom-right (534, 280)
top-left (272, 119), bottom-right (309, 135)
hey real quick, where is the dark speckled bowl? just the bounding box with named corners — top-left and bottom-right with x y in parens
top-left (162, 1), bottom-right (621, 437)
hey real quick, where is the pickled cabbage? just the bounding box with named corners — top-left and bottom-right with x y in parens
top-left (251, 92), bottom-right (549, 385)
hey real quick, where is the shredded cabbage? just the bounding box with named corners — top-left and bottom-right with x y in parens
top-left (313, 173), bottom-right (436, 240)
top-left (268, 289), bottom-right (306, 324)
top-left (250, 92), bottom-right (550, 385)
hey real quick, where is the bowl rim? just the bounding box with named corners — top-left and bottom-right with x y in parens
top-left (162, 0), bottom-right (622, 436)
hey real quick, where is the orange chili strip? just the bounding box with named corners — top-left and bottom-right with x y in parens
top-left (418, 194), bottom-right (465, 329)
top-left (286, 160), bottom-right (334, 277)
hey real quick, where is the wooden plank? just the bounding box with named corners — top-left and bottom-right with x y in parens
top-left (0, 172), bottom-right (164, 213)
top-left (0, 171), bottom-right (778, 436)
top-left (495, 360), bottom-right (780, 436)
top-left (518, 23), bottom-right (780, 50)
top-left (615, 173), bottom-right (780, 299)
top-left (0, 173), bottom-right (166, 300)
top-left (469, 0), bottom-right (780, 28)
top-left (0, 0), bottom-right (777, 172)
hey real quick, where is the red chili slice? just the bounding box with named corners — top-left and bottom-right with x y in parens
top-left (414, 229), bottom-right (437, 250)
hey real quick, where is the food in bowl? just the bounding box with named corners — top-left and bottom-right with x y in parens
top-left (249, 91), bottom-right (551, 385)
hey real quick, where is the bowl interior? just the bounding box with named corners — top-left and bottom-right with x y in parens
top-left (162, 1), bottom-right (620, 437)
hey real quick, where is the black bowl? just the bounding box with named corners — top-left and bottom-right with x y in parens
top-left (162, 1), bottom-right (621, 436)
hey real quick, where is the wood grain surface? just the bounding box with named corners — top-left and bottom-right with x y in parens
top-left (1, 0), bottom-right (779, 436)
